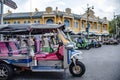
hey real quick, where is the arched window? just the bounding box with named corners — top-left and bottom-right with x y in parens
top-left (98, 24), bottom-right (100, 30)
top-left (103, 25), bottom-right (106, 30)
top-left (4, 21), bottom-right (10, 24)
top-left (34, 20), bottom-right (40, 23)
top-left (8, 22), bottom-right (10, 24)
top-left (17, 21), bottom-right (20, 24)
top-left (64, 19), bottom-right (70, 27)
top-left (46, 19), bottom-right (54, 24)
top-left (38, 20), bottom-right (40, 23)
top-left (14, 21), bottom-right (16, 24)
top-left (24, 21), bottom-right (26, 24)
top-left (4, 22), bottom-right (6, 24)
top-left (82, 21), bottom-right (84, 28)
top-left (74, 22), bottom-right (78, 28)
top-left (14, 21), bottom-right (20, 24)
top-left (28, 21), bottom-right (30, 23)
top-left (24, 21), bottom-right (30, 24)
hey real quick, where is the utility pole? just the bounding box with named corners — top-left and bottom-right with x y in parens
top-left (0, 0), bottom-right (17, 40)
top-left (0, 0), bottom-right (4, 41)
top-left (86, 4), bottom-right (89, 40)
top-left (0, 0), bottom-right (4, 24)
top-left (114, 12), bottom-right (118, 38)
top-left (0, 0), bottom-right (17, 24)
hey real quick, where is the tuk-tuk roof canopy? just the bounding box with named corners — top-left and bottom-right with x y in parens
top-left (0, 24), bottom-right (65, 34)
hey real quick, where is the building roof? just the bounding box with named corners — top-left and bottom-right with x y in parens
top-left (73, 13), bottom-right (81, 20)
top-left (3, 11), bottom-right (82, 20)
top-left (3, 9), bottom-right (108, 24)
top-left (4, 12), bottom-right (32, 19)
top-left (3, 12), bottom-right (44, 19)
top-left (32, 12), bottom-right (44, 18)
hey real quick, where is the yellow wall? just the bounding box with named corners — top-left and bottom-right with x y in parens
top-left (3, 13), bottom-right (109, 35)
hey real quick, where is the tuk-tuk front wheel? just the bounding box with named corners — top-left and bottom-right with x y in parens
top-left (69, 61), bottom-right (85, 77)
top-left (86, 45), bottom-right (90, 50)
top-left (0, 64), bottom-right (13, 80)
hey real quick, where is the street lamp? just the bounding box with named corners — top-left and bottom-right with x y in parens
top-left (0, 0), bottom-right (17, 40)
top-left (86, 4), bottom-right (94, 41)
top-left (0, 0), bottom-right (4, 24)
top-left (114, 12), bottom-right (118, 38)
top-left (0, 0), bottom-right (17, 24)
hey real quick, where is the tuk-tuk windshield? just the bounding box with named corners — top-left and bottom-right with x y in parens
top-left (57, 29), bottom-right (70, 45)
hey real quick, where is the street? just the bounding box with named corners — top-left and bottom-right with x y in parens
top-left (13, 44), bottom-right (120, 80)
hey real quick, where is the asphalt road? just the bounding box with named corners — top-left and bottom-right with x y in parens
top-left (13, 44), bottom-right (120, 80)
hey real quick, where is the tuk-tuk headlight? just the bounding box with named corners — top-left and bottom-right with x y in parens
top-left (65, 43), bottom-right (74, 49)
top-left (71, 52), bottom-right (83, 60)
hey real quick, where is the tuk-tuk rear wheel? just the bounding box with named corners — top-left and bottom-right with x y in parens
top-left (69, 61), bottom-right (85, 77)
top-left (0, 64), bottom-right (13, 80)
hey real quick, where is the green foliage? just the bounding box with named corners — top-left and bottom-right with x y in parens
top-left (116, 16), bottom-right (120, 27)
top-left (109, 15), bottom-right (120, 34)
top-left (109, 20), bottom-right (115, 34)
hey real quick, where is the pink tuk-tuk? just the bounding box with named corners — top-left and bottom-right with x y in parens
top-left (0, 24), bottom-right (85, 80)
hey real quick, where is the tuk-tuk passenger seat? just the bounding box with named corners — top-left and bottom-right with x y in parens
top-left (36, 45), bottom-right (64, 60)
top-left (35, 39), bottom-right (64, 60)
top-left (8, 41), bottom-right (28, 55)
top-left (0, 42), bottom-right (9, 56)
top-left (34, 39), bottom-right (49, 57)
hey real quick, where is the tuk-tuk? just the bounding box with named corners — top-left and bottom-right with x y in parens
top-left (64, 30), bottom-right (90, 50)
top-left (0, 24), bottom-right (85, 80)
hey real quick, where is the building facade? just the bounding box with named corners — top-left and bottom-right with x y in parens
top-left (3, 7), bottom-right (109, 36)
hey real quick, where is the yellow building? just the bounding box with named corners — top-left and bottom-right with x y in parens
top-left (3, 7), bottom-right (109, 37)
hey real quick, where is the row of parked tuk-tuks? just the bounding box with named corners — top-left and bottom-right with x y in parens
top-left (64, 30), bottom-right (119, 50)
top-left (103, 38), bottom-right (119, 45)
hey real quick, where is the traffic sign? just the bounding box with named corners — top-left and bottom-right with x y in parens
top-left (4, 0), bottom-right (17, 9)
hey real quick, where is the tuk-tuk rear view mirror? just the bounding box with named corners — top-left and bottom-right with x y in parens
top-left (58, 42), bottom-right (63, 46)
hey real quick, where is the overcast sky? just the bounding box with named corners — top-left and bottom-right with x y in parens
top-left (3, 0), bottom-right (120, 20)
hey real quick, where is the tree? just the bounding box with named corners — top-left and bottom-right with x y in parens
top-left (116, 15), bottom-right (120, 28)
top-left (109, 15), bottom-right (120, 35)
top-left (109, 19), bottom-right (115, 34)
